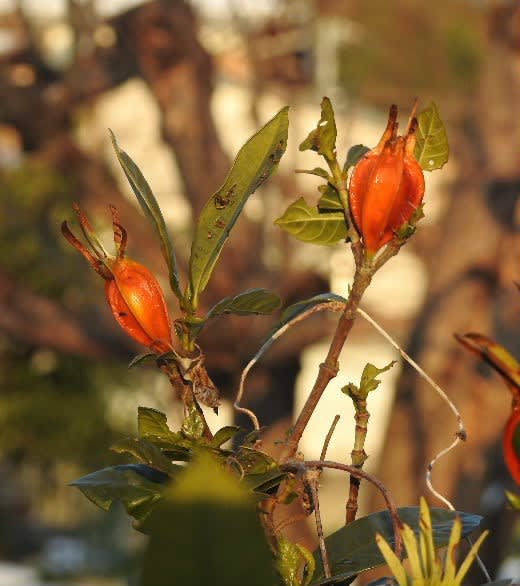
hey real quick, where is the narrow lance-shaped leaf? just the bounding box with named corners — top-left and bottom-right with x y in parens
top-left (414, 103), bottom-right (449, 171)
top-left (109, 131), bottom-right (183, 300)
top-left (207, 288), bottom-right (281, 318)
top-left (267, 293), bottom-right (347, 341)
top-left (275, 197), bottom-right (347, 246)
top-left (295, 167), bottom-right (330, 179)
top-left (188, 107), bottom-right (289, 308)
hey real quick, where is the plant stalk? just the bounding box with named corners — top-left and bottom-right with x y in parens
top-left (345, 398), bottom-right (369, 524)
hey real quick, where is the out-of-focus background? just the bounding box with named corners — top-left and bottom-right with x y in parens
top-left (0, 0), bottom-right (519, 583)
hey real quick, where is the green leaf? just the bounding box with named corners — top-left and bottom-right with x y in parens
top-left (358, 361), bottom-right (396, 396)
top-left (506, 490), bottom-right (520, 511)
top-left (275, 197), bottom-right (347, 245)
top-left (268, 293), bottom-right (346, 341)
top-left (414, 103), bottom-right (449, 172)
top-left (237, 446), bottom-right (277, 475)
top-left (317, 184), bottom-right (343, 211)
top-left (297, 544), bottom-right (317, 586)
top-left (140, 453), bottom-right (276, 586)
top-left (181, 403), bottom-right (205, 440)
top-left (128, 352), bottom-right (156, 368)
top-left (110, 437), bottom-right (179, 476)
top-left (299, 97), bottom-right (337, 161)
top-left (211, 425), bottom-right (241, 448)
top-left (137, 406), bottom-right (177, 445)
top-left (71, 465), bottom-right (165, 522)
top-left (208, 288), bottom-right (281, 318)
top-left (109, 130), bottom-right (182, 299)
top-left (295, 167), bottom-right (330, 179)
top-left (188, 107), bottom-right (289, 307)
top-left (311, 507), bottom-right (482, 585)
top-left (245, 468), bottom-right (287, 497)
top-left (277, 536), bottom-right (308, 586)
top-left (343, 144), bottom-right (370, 172)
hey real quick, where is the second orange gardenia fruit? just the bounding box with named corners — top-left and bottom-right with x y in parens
top-left (349, 105), bottom-right (425, 254)
top-left (62, 204), bottom-right (173, 354)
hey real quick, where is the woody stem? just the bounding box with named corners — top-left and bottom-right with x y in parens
top-left (280, 243), bottom-right (371, 462)
top-left (160, 362), bottom-right (213, 440)
top-left (345, 398), bottom-right (369, 524)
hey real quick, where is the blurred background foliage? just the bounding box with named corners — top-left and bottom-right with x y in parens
top-left (0, 0), bottom-right (519, 583)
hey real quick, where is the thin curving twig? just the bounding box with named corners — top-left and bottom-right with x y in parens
top-left (283, 459), bottom-right (403, 558)
top-left (356, 307), bottom-right (466, 507)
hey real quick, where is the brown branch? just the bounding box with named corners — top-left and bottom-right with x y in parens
top-left (283, 459), bottom-right (403, 558)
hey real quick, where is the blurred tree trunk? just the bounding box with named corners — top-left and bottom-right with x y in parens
top-left (372, 1), bottom-right (520, 577)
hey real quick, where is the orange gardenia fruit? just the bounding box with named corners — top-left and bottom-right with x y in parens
top-left (106, 257), bottom-right (172, 354)
top-left (504, 407), bottom-right (520, 485)
top-left (349, 105), bottom-right (425, 254)
top-left (62, 204), bottom-right (172, 354)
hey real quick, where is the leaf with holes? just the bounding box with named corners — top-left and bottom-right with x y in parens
top-left (188, 108), bottom-right (289, 308)
top-left (275, 197), bottom-right (347, 245)
top-left (414, 103), bottom-right (449, 172)
top-left (299, 97), bottom-right (337, 161)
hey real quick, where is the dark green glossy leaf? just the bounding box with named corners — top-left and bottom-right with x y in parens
top-left (311, 507), bottom-right (482, 585)
top-left (366, 579), bottom-right (397, 586)
top-left (482, 581), bottom-right (512, 586)
top-left (246, 468), bottom-right (287, 497)
top-left (188, 107), bottom-right (289, 307)
top-left (268, 293), bottom-right (346, 341)
top-left (343, 144), bottom-right (370, 172)
top-left (208, 288), bottom-right (281, 318)
top-left (414, 103), bottom-right (449, 172)
top-left (275, 197), bottom-right (347, 245)
top-left (211, 425), bottom-right (241, 448)
top-left (110, 437), bottom-right (179, 476)
top-left (71, 465), bottom-right (165, 522)
top-left (140, 453), bottom-right (275, 586)
top-left (295, 167), bottom-right (330, 179)
top-left (299, 97), bottom-right (337, 161)
top-left (318, 184), bottom-right (342, 211)
top-left (109, 131), bottom-right (182, 299)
